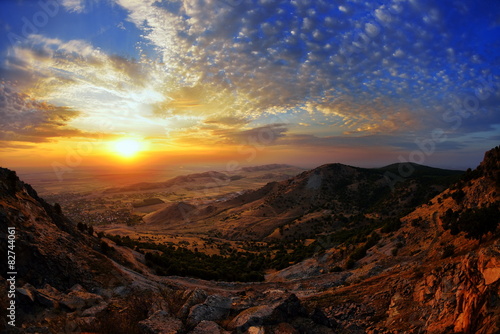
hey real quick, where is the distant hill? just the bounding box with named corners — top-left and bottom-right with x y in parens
top-left (241, 164), bottom-right (294, 172)
top-left (103, 164), bottom-right (304, 194)
top-left (144, 161), bottom-right (464, 240)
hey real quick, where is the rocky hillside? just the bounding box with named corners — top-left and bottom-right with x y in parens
top-left (288, 146), bottom-right (500, 333)
top-left (0, 168), bottom-right (340, 333)
top-left (144, 162), bottom-right (463, 240)
top-left (0, 147), bottom-right (498, 333)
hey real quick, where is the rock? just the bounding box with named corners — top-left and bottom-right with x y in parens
top-left (246, 326), bottom-right (265, 334)
top-left (309, 308), bottom-right (338, 328)
top-left (269, 322), bottom-right (299, 334)
top-left (479, 247), bottom-right (500, 285)
top-left (228, 305), bottom-right (274, 331)
top-left (186, 295), bottom-right (232, 327)
top-left (189, 320), bottom-right (224, 334)
top-left (290, 317), bottom-right (336, 334)
top-left (81, 301), bottom-right (108, 317)
top-left (228, 293), bottom-right (305, 332)
top-left (17, 283), bottom-right (36, 303)
top-left (138, 310), bottom-right (184, 334)
top-left (60, 286), bottom-right (103, 311)
top-left (178, 289), bottom-right (209, 319)
top-left (35, 285), bottom-right (62, 309)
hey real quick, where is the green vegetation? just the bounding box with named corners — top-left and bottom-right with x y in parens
top-left (381, 218), bottom-right (402, 233)
top-left (106, 234), bottom-right (265, 282)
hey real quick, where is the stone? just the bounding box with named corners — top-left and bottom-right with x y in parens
top-left (269, 323), bottom-right (299, 334)
top-left (178, 289), bottom-right (209, 319)
top-left (138, 310), bottom-right (183, 334)
top-left (189, 320), bottom-right (224, 334)
top-left (186, 295), bottom-right (232, 327)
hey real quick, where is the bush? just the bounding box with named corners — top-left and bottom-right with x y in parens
top-left (381, 218), bottom-right (402, 233)
top-left (345, 258), bottom-right (356, 269)
top-left (442, 203), bottom-right (500, 242)
top-left (330, 266), bottom-right (342, 273)
top-left (451, 189), bottom-right (465, 203)
top-left (100, 241), bottom-right (112, 255)
top-left (441, 245), bottom-right (455, 259)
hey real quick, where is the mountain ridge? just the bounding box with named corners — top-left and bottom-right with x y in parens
top-left (143, 161), bottom-right (464, 240)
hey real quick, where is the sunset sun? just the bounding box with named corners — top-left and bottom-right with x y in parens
top-left (113, 139), bottom-right (142, 158)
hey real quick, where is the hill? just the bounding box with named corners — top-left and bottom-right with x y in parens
top-left (1, 147), bottom-right (499, 333)
top-left (143, 162), bottom-right (464, 240)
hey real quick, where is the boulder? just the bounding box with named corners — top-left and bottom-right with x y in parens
top-left (138, 310), bottom-right (184, 334)
top-left (189, 320), bottom-right (225, 334)
top-left (35, 284), bottom-right (62, 309)
top-left (246, 326), bottom-right (265, 334)
top-left (178, 289), bottom-right (209, 319)
top-left (228, 294), bottom-right (305, 332)
top-left (228, 305), bottom-right (273, 331)
top-left (60, 285), bottom-right (103, 311)
top-left (186, 295), bottom-right (232, 327)
top-left (269, 323), bottom-right (299, 334)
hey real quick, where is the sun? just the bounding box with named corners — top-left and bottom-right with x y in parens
top-left (113, 138), bottom-right (142, 158)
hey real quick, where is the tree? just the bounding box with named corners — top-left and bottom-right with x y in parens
top-left (442, 203), bottom-right (500, 243)
top-left (54, 203), bottom-right (62, 215)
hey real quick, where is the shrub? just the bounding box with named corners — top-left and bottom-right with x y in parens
top-left (345, 258), bottom-right (356, 269)
top-left (381, 218), bottom-right (402, 233)
top-left (330, 266), bottom-right (342, 273)
top-left (442, 203), bottom-right (500, 243)
top-left (441, 245), bottom-right (455, 259)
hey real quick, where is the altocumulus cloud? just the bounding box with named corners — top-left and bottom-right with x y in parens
top-left (1, 0), bottom-right (499, 153)
top-left (111, 0), bottom-right (500, 137)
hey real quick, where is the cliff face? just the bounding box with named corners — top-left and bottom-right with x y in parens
top-left (412, 248), bottom-right (500, 334)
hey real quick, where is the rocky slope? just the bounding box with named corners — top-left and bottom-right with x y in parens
top-left (0, 168), bottom-right (336, 333)
top-left (293, 146), bottom-right (500, 333)
top-left (0, 147), bottom-right (498, 333)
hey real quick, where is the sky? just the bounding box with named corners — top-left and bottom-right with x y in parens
top-left (0, 0), bottom-right (499, 173)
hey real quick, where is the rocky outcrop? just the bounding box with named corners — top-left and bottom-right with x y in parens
top-left (411, 246), bottom-right (500, 334)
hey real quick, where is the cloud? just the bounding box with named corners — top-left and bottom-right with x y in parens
top-left (205, 116), bottom-right (249, 126)
top-left (0, 83), bottom-right (101, 143)
top-left (1, 34), bottom-right (169, 129)
top-left (110, 0), bottom-right (500, 132)
top-left (2, 0), bottom-right (499, 159)
top-left (60, 0), bottom-right (97, 13)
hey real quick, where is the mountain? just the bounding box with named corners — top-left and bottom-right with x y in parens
top-left (1, 147), bottom-right (499, 333)
top-left (143, 162), bottom-right (463, 240)
top-left (103, 171), bottom-right (230, 193)
top-left (102, 164), bottom-right (304, 194)
top-left (271, 146), bottom-right (500, 333)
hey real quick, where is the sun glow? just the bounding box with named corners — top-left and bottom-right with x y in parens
top-left (112, 138), bottom-right (142, 158)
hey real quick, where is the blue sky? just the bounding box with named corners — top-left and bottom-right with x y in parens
top-left (0, 0), bottom-right (499, 170)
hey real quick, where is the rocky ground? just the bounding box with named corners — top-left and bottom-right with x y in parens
top-left (1, 147), bottom-right (499, 333)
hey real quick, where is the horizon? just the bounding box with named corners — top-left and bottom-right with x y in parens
top-left (1, 1), bottom-right (499, 174)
